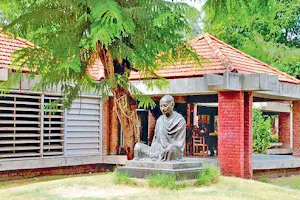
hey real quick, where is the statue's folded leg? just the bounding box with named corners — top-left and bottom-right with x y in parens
top-left (133, 142), bottom-right (150, 160)
top-left (164, 144), bottom-right (182, 161)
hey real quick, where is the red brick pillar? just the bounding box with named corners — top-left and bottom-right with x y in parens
top-left (148, 111), bottom-right (156, 145)
top-left (109, 102), bottom-right (119, 155)
top-left (102, 99), bottom-right (111, 155)
top-left (218, 91), bottom-right (253, 178)
top-left (193, 104), bottom-right (198, 126)
top-left (244, 92), bottom-right (253, 179)
top-left (187, 104), bottom-right (191, 125)
top-left (293, 101), bottom-right (300, 156)
top-left (279, 113), bottom-right (290, 148)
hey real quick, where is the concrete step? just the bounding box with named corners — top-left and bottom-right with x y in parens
top-left (125, 160), bottom-right (203, 169)
top-left (118, 165), bottom-right (206, 180)
top-left (267, 148), bottom-right (292, 155)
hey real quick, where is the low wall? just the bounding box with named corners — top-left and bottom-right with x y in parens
top-left (253, 168), bottom-right (300, 179)
top-left (0, 164), bottom-right (115, 181)
top-left (0, 155), bottom-right (127, 172)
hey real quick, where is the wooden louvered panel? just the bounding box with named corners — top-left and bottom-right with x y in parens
top-left (0, 127), bottom-right (40, 131)
top-left (0, 140), bottom-right (40, 144)
top-left (67, 143), bottom-right (100, 150)
top-left (42, 94), bottom-right (64, 157)
top-left (1, 94), bottom-right (41, 99)
top-left (67, 120), bottom-right (100, 127)
top-left (70, 103), bottom-right (100, 110)
top-left (43, 133), bottom-right (63, 137)
top-left (0, 146), bottom-right (40, 151)
top-left (67, 149), bottom-right (100, 155)
top-left (44, 115), bottom-right (63, 119)
top-left (66, 97), bottom-right (102, 156)
top-left (44, 109), bottom-right (64, 113)
top-left (0, 92), bottom-right (102, 160)
top-left (0, 133), bottom-right (40, 137)
top-left (67, 127), bottom-right (99, 132)
top-left (0, 107), bottom-right (40, 112)
top-left (0, 100), bottom-right (41, 106)
top-left (0, 120), bottom-right (40, 124)
top-left (66, 132), bottom-right (100, 138)
top-left (44, 139), bottom-right (64, 143)
top-left (43, 152), bottom-right (63, 156)
top-left (67, 137), bottom-right (100, 143)
top-left (72, 98), bottom-right (100, 104)
top-left (43, 145), bottom-right (63, 150)
top-left (44, 121), bottom-right (63, 125)
top-left (0, 114), bottom-right (40, 118)
top-left (0, 153), bottom-right (40, 158)
top-left (0, 92), bottom-right (65, 159)
top-left (67, 115), bottom-right (99, 121)
top-left (68, 109), bottom-right (100, 116)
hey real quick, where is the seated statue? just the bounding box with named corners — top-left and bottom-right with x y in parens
top-left (134, 95), bottom-right (186, 161)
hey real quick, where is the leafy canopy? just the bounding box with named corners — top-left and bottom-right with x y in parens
top-left (0, 0), bottom-right (200, 107)
top-left (203, 0), bottom-right (300, 79)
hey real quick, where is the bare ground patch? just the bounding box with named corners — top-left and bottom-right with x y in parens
top-left (51, 185), bottom-right (148, 199)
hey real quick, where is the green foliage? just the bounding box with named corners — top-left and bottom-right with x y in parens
top-left (270, 134), bottom-right (279, 143)
top-left (252, 109), bottom-right (271, 154)
top-left (147, 173), bottom-right (186, 190)
top-left (204, 0), bottom-right (300, 78)
top-left (258, 175), bottom-right (270, 183)
top-left (195, 165), bottom-right (221, 186)
top-left (0, 0), bottom-right (200, 108)
top-left (113, 169), bottom-right (137, 186)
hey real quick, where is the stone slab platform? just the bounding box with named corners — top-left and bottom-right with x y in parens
top-left (118, 160), bottom-right (204, 180)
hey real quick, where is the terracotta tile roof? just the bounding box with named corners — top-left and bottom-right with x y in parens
top-left (0, 28), bottom-right (34, 71)
top-left (0, 29), bottom-right (104, 80)
top-left (2, 29), bottom-right (298, 85)
top-left (129, 33), bottom-right (300, 84)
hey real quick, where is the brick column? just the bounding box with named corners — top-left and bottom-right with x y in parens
top-left (102, 99), bottom-right (111, 155)
top-left (193, 104), bottom-right (198, 126)
top-left (218, 91), bottom-right (253, 178)
top-left (293, 101), bottom-right (300, 156)
top-left (244, 92), bottom-right (253, 179)
top-left (109, 102), bottom-right (119, 155)
top-left (279, 112), bottom-right (290, 148)
top-left (187, 104), bottom-right (191, 125)
top-left (148, 111), bottom-right (156, 145)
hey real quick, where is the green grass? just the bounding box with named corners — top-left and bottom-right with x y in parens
top-left (0, 173), bottom-right (300, 200)
top-left (147, 173), bottom-right (186, 190)
top-left (195, 164), bottom-right (221, 186)
top-left (113, 169), bottom-right (137, 186)
top-left (258, 175), bottom-right (270, 183)
top-left (0, 175), bottom-right (84, 189)
top-left (269, 175), bottom-right (300, 190)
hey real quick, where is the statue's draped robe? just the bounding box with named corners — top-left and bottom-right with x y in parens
top-left (134, 111), bottom-right (186, 161)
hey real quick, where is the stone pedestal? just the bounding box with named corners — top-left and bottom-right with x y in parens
top-left (118, 160), bottom-right (204, 180)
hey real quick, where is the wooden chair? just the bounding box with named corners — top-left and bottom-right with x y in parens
top-left (184, 139), bottom-right (193, 156)
top-left (192, 135), bottom-right (208, 156)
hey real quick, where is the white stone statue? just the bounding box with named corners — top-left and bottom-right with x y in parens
top-left (134, 95), bottom-right (186, 161)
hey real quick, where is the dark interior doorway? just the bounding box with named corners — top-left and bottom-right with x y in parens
top-left (137, 110), bottom-right (149, 144)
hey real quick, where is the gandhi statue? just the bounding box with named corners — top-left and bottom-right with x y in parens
top-left (134, 95), bottom-right (186, 161)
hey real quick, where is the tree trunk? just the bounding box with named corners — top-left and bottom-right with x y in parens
top-left (97, 45), bottom-right (140, 159)
top-left (113, 86), bottom-right (140, 160)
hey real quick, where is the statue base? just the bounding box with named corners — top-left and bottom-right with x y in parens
top-left (117, 159), bottom-right (204, 180)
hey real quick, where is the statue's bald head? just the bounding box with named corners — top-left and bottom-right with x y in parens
top-left (159, 95), bottom-right (175, 117)
top-left (160, 95), bottom-right (174, 104)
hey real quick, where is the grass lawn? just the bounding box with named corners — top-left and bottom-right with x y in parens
top-left (0, 174), bottom-right (91, 189)
top-left (0, 173), bottom-right (300, 200)
top-left (269, 175), bottom-right (300, 190)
